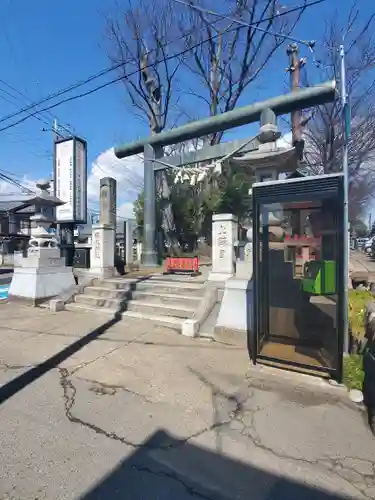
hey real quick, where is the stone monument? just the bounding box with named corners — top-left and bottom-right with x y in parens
top-left (8, 180), bottom-right (76, 305)
top-left (215, 209), bottom-right (284, 335)
top-left (234, 227), bottom-right (253, 279)
top-left (216, 227), bottom-right (254, 332)
top-left (124, 219), bottom-right (136, 265)
top-left (99, 177), bottom-right (117, 228)
top-left (90, 177), bottom-right (117, 277)
top-left (208, 213), bottom-right (238, 282)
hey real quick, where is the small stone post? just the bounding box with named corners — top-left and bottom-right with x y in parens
top-left (90, 177), bottom-right (117, 278)
top-left (235, 228), bottom-right (253, 279)
top-left (208, 213), bottom-right (238, 282)
top-left (125, 220), bottom-right (134, 266)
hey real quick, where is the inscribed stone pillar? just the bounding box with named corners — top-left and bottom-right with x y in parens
top-left (100, 177), bottom-right (117, 227)
top-left (100, 177), bottom-right (117, 250)
top-left (208, 213), bottom-right (238, 282)
top-left (124, 220), bottom-right (134, 265)
top-left (235, 228), bottom-right (253, 279)
top-left (89, 177), bottom-right (117, 277)
top-left (90, 224), bottom-right (115, 278)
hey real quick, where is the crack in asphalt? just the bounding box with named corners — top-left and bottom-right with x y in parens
top-left (0, 361), bottom-right (35, 371)
top-left (58, 367), bottom-right (244, 451)
top-left (2, 346), bottom-right (374, 500)
top-left (58, 367), bottom-right (244, 500)
top-left (58, 361), bottom-right (375, 499)
top-left (79, 377), bottom-right (156, 403)
top-left (129, 463), bottom-right (221, 500)
top-left (229, 383), bottom-right (375, 500)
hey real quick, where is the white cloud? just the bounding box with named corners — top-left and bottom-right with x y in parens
top-left (0, 175), bottom-right (37, 200)
top-left (117, 201), bottom-right (136, 219)
top-left (87, 148), bottom-right (143, 208)
top-left (276, 132), bottom-right (293, 149)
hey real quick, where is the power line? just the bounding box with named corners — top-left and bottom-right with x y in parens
top-left (0, 21), bottom-right (225, 127)
top-left (0, 0), bottom-right (320, 135)
top-left (174, 0), bottom-right (325, 67)
top-left (0, 78), bottom-right (73, 136)
top-left (0, 171), bottom-right (35, 195)
top-left (0, 83), bottom-right (49, 127)
top-left (173, 0), bottom-right (321, 48)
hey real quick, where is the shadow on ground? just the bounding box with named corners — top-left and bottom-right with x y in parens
top-left (79, 430), bottom-right (350, 500)
top-left (0, 276), bottom-right (157, 406)
top-left (0, 313), bottom-right (121, 406)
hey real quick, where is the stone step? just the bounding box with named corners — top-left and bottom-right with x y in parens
top-left (138, 274), bottom-right (207, 283)
top-left (133, 280), bottom-right (205, 295)
top-left (126, 300), bottom-right (195, 319)
top-left (65, 302), bottom-right (115, 316)
top-left (65, 302), bottom-right (184, 330)
top-left (131, 290), bottom-right (201, 305)
top-left (93, 278), bottom-right (133, 290)
top-left (74, 294), bottom-right (125, 310)
top-left (84, 286), bottom-right (130, 299)
top-left (121, 310), bottom-right (183, 330)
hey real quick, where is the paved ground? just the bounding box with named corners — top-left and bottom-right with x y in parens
top-left (0, 303), bottom-right (374, 500)
top-left (350, 250), bottom-right (375, 283)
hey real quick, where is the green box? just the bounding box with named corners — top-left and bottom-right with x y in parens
top-left (302, 260), bottom-right (336, 295)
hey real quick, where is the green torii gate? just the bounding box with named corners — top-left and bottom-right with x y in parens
top-left (114, 80), bottom-right (337, 266)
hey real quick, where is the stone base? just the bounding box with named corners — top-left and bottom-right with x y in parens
top-left (235, 261), bottom-right (253, 280)
top-left (8, 266), bottom-right (76, 304)
top-left (215, 277), bottom-right (253, 332)
top-left (214, 326), bottom-right (248, 347)
top-left (8, 294), bottom-right (59, 307)
top-left (89, 267), bottom-right (115, 279)
top-left (208, 271), bottom-right (234, 283)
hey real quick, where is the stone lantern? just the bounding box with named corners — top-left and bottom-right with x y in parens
top-left (8, 180), bottom-right (76, 305)
top-left (27, 179), bottom-right (63, 250)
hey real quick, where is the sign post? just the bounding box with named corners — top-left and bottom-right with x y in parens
top-left (54, 136), bottom-right (87, 266)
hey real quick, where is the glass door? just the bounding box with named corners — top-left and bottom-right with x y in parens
top-left (253, 195), bottom-right (342, 376)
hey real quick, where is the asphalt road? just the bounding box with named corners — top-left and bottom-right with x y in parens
top-left (0, 304), bottom-right (374, 500)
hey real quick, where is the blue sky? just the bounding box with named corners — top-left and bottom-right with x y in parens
top-left (0, 0), bottom-right (370, 218)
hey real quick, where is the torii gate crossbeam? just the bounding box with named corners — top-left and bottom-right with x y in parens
top-left (114, 80), bottom-right (337, 266)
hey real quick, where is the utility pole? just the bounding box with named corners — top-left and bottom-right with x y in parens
top-left (286, 43), bottom-right (306, 150)
top-left (51, 119), bottom-right (60, 245)
top-left (340, 44), bottom-right (350, 355)
top-left (52, 119), bottom-right (58, 142)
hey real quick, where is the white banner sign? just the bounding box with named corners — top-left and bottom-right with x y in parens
top-left (55, 137), bottom-right (87, 223)
top-left (75, 139), bottom-right (87, 222)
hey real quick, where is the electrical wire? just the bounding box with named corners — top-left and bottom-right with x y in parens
top-left (0, 171), bottom-right (35, 195)
top-left (174, 0), bottom-right (327, 69)
top-left (0, 0), bottom-right (320, 134)
top-left (173, 0), bottom-right (323, 48)
top-left (0, 78), bottom-right (73, 136)
top-left (88, 201), bottom-right (134, 220)
top-left (0, 84), bottom-right (49, 127)
top-left (0, 19), bottom-right (226, 127)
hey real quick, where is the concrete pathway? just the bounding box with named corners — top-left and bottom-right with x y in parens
top-left (0, 303), bottom-right (374, 499)
top-left (350, 250), bottom-right (375, 283)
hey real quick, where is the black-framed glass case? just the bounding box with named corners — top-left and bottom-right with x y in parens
top-left (251, 174), bottom-right (345, 380)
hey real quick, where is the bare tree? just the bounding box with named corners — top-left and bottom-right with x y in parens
top-left (106, 0), bottom-right (184, 252)
top-left (107, 0), bottom-right (183, 133)
top-left (302, 3), bottom-right (375, 222)
top-left (178, 0), bottom-right (308, 144)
